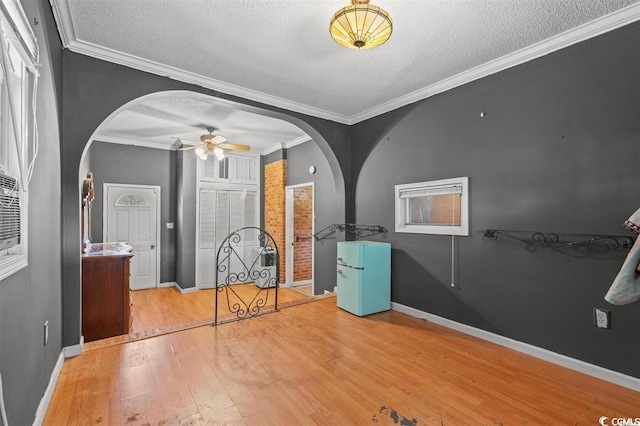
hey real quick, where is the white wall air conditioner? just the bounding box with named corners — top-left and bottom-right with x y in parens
top-left (0, 172), bottom-right (20, 250)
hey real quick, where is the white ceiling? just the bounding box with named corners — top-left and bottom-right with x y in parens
top-left (95, 92), bottom-right (310, 154)
top-left (51, 0), bottom-right (640, 151)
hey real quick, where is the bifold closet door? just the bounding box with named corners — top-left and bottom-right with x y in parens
top-left (197, 189), bottom-right (218, 289)
top-left (196, 189), bottom-right (258, 288)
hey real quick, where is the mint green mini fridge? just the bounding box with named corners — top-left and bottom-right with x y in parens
top-left (336, 241), bottom-right (391, 316)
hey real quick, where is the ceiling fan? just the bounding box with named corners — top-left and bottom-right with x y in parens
top-left (177, 126), bottom-right (250, 161)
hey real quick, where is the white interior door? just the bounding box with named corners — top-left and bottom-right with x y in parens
top-left (104, 184), bottom-right (159, 290)
top-left (285, 183), bottom-right (314, 291)
top-left (197, 188), bottom-right (219, 289)
top-left (197, 188), bottom-right (258, 289)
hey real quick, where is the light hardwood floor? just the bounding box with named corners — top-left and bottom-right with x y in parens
top-left (131, 285), bottom-right (311, 332)
top-left (290, 284), bottom-right (313, 297)
top-left (47, 298), bottom-right (639, 425)
top-left (84, 285), bottom-right (315, 351)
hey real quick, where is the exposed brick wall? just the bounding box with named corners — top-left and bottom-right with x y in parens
top-left (293, 186), bottom-right (313, 282)
top-left (264, 160), bottom-right (287, 281)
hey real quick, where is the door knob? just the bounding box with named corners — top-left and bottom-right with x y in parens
top-left (336, 269), bottom-right (342, 274)
top-left (150, 243), bottom-right (156, 249)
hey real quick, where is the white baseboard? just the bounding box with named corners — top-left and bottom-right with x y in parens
top-left (62, 336), bottom-right (83, 358)
top-left (175, 283), bottom-right (198, 294)
top-left (33, 351), bottom-right (64, 425)
top-left (391, 302), bottom-right (640, 392)
top-left (158, 281), bottom-right (176, 288)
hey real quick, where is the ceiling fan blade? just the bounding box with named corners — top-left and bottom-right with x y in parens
top-left (217, 142), bottom-right (250, 151)
top-left (178, 146), bottom-right (201, 151)
top-left (212, 135), bottom-right (227, 144)
top-left (171, 137), bottom-right (203, 146)
top-left (201, 134), bottom-right (227, 144)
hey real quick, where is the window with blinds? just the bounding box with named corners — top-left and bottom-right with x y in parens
top-left (0, 0), bottom-right (36, 280)
top-left (0, 172), bottom-right (19, 250)
top-left (395, 177), bottom-right (469, 235)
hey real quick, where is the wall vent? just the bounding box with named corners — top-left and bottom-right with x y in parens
top-left (0, 172), bottom-right (20, 250)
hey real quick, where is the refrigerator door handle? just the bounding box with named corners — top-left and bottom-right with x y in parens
top-left (338, 263), bottom-right (364, 271)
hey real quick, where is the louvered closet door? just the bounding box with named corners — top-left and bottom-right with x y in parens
top-left (197, 189), bottom-right (217, 288)
top-left (231, 191), bottom-right (257, 276)
top-left (196, 189), bottom-right (259, 288)
top-left (228, 191), bottom-right (258, 284)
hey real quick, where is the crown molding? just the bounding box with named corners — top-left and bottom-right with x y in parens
top-left (48, 0), bottom-right (74, 47)
top-left (49, 0), bottom-right (351, 125)
top-left (50, 0), bottom-right (640, 126)
top-left (285, 135), bottom-right (312, 149)
top-left (93, 135), bottom-right (176, 151)
top-left (351, 2), bottom-right (640, 124)
top-left (261, 135), bottom-right (311, 155)
top-left (261, 143), bottom-right (285, 156)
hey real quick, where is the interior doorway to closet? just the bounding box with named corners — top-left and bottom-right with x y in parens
top-left (285, 183), bottom-right (314, 296)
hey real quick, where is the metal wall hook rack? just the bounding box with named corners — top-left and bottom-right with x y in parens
top-left (314, 223), bottom-right (387, 241)
top-left (481, 228), bottom-right (635, 250)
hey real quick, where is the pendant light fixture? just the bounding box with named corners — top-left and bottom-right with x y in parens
top-left (329, 0), bottom-right (393, 49)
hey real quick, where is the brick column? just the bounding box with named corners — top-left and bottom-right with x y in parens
top-left (264, 160), bottom-right (287, 282)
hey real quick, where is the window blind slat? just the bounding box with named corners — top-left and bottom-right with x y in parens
top-left (399, 185), bottom-right (462, 199)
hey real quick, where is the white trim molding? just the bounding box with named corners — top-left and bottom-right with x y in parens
top-left (351, 3), bottom-right (640, 124)
top-left (49, 1), bottom-right (640, 125)
top-left (93, 135), bottom-right (177, 151)
top-left (158, 281), bottom-right (177, 288)
top-left (33, 351), bottom-right (65, 425)
top-left (261, 135), bottom-right (312, 156)
top-left (63, 336), bottom-right (84, 358)
top-left (391, 302), bottom-right (640, 392)
top-left (175, 283), bottom-right (198, 294)
top-left (48, 0), bottom-right (349, 124)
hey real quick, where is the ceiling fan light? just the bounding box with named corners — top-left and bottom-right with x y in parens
top-left (213, 147), bottom-right (225, 161)
top-left (195, 147), bottom-right (208, 160)
top-left (330, 0), bottom-right (392, 49)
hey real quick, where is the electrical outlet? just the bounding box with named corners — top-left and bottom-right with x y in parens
top-left (43, 321), bottom-right (49, 345)
top-left (594, 308), bottom-right (610, 329)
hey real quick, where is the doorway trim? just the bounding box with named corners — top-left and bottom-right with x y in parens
top-left (102, 183), bottom-right (161, 289)
top-left (285, 182), bottom-right (315, 293)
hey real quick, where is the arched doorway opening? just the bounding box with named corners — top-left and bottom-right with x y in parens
top-left (73, 90), bottom-right (346, 345)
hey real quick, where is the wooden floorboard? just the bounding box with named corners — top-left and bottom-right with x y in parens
top-left (84, 284), bottom-right (317, 350)
top-left (46, 298), bottom-right (640, 425)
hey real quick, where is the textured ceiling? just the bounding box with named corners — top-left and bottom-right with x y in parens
top-left (96, 92), bottom-right (309, 154)
top-left (51, 0), bottom-right (640, 149)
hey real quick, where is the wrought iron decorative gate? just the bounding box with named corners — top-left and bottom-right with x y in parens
top-left (213, 227), bottom-right (280, 325)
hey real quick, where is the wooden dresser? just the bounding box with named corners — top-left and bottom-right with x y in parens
top-left (82, 253), bottom-right (133, 342)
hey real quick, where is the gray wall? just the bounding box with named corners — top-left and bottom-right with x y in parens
top-left (287, 142), bottom-right (344, 295)
top-left (175, 149), bottom-right (197, 289)
top-left (87, 141), bottom-right (176, 283)
top-left (352, 22), bottom-right (640, 378)
top-left (0, 0), bottom-right (63, 423)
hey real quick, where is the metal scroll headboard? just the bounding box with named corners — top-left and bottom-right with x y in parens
top-left (213, 227), bottom-right (280, 326)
